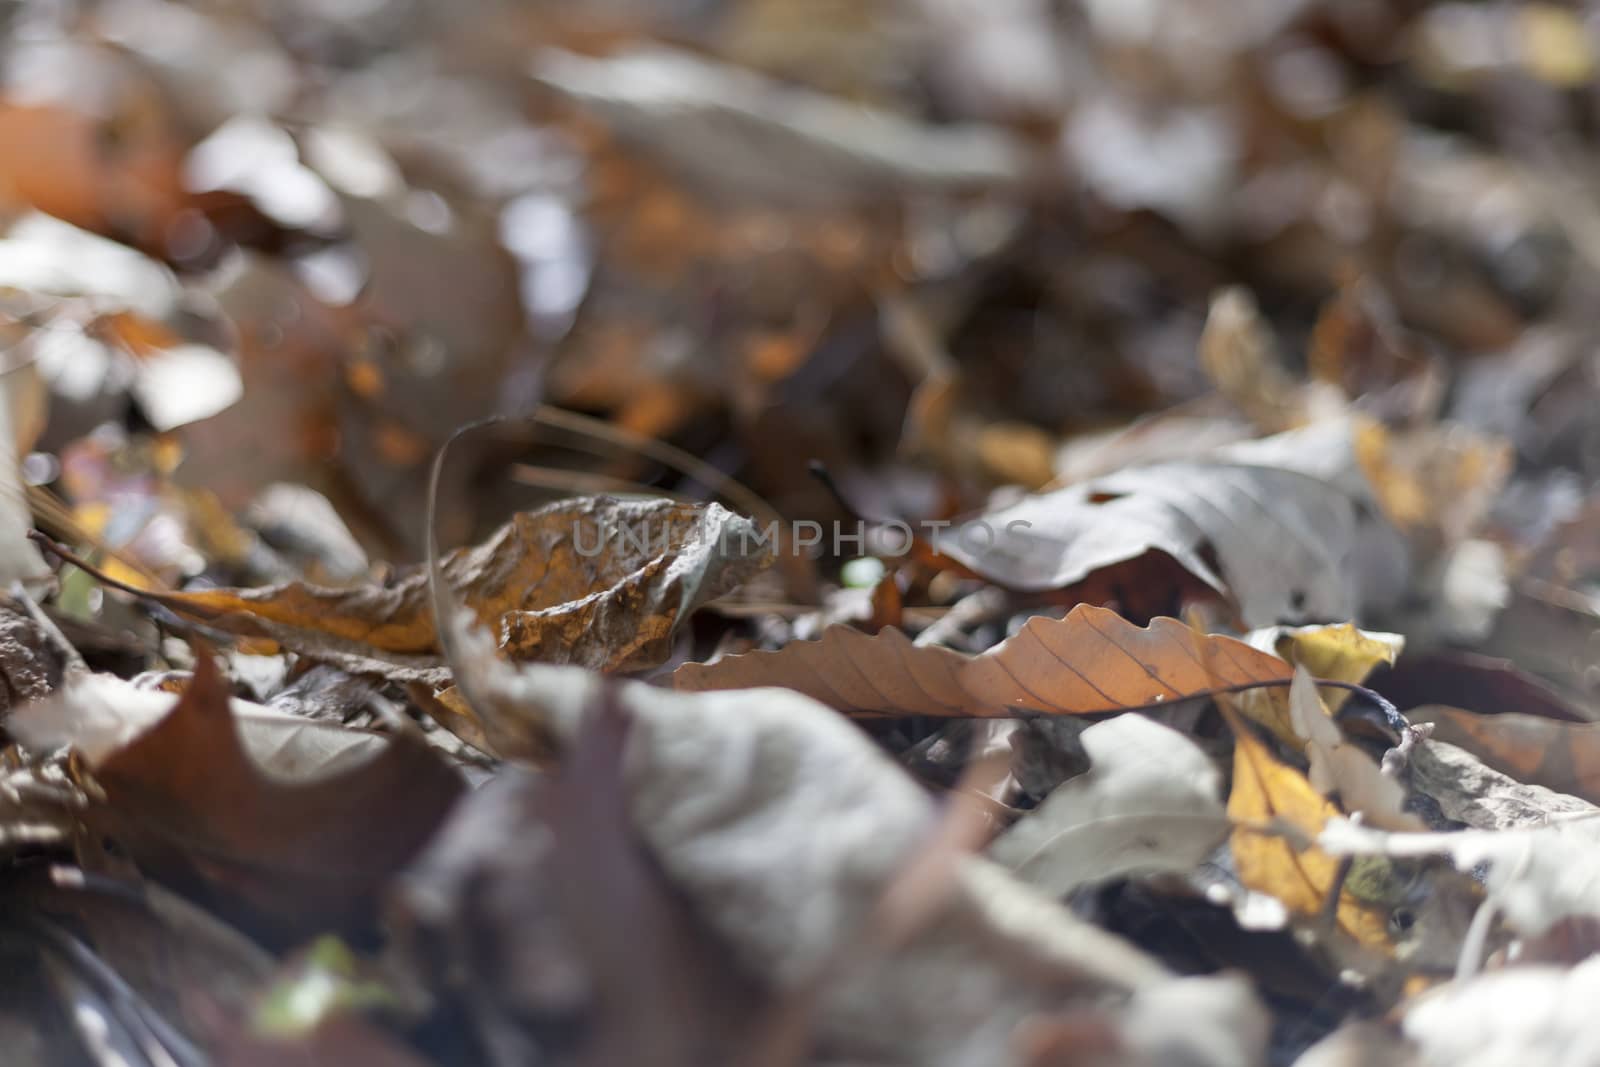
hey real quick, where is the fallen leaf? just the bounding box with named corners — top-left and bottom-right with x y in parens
top-left (1400, 955), bottom-right (1600, 1067)
top-left (1365, 650), bottom-right (1590, 723)
top-left (1353, 420), bottom-right (1512, 552)
top-left (532, 45), bottom-right (1030, 205)
top-left (58, 497), bottom-right (772, 671)
top-left (673, 604), bottom-right (1293, 716)
top-left (990, 714), bottom-right (1230, 896)
top-left (1253, 623), bottom-right (1403, 704)
top-left (1412, 705), bottom-right (1600, 807)
top-left (1409, 739), bottom-right (1596, 830)
top-left (1240, 621), bottom-right (1403, 739)
top-left (439, 611), bottom-right (1267, 1066)
top-left (14, 648), bottom-right (463, 941)
top-left (1227, 717), bottom-right (1393, 951)
top-left (13, 669), bottom-right (391, 775)
top-left (931, 421), bottom-right (1408, 627)
top-left (396, 683), bottom-right (791, 1067)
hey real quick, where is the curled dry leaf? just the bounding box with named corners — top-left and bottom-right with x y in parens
top-left (443, 615), bottom-right (1267, 1067)
top-left (14, 648), bottom-right (463, 941)
top-left (931, 421), bottom-right (1408, 627)
top-left (1409, 739), bottom-right (1597, 831)
top-left (1412, 705), bottom-right (1600, 807)
top-left (673, 604), bottom-right (1292, 716)
top-left (990, 714), bottom-right (1230, 897)
top-left (61, 497), bottom-right (772, 671)
top-left (395, 683), bottom-right (786, 1067)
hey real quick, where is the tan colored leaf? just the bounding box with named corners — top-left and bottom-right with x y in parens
top-left (61, 496), bottom-right (772, 672)
top-left (1227, 717), bottom-right (1392, 952)
top-left (673, 604), bottom-right (1292, 716)
top-left (1414, 705), bottom-right (1600, 807)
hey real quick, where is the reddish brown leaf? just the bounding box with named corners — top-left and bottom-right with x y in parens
top-left (86, 646), bottom-right (463, 942)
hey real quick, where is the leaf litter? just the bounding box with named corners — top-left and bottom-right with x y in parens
top-left (0, 3), bottom-right (1596, 1066)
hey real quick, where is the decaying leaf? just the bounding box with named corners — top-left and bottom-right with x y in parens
top-left (1412, 705), bottom-right (1600, 807)
top-left (1227, 717), bottom-right (1393, 952)
top-left (13, 669), bottom-right (390, 774)
top-left (14, 647), bottom-right (463, 940)
top-left (396, 683), bottom-right (789, 1067)
top-left (1409, 739), bottom-right (1597, 831)
top-left (441, 613), bottom-right (1267, 1066)
top-left (990, 714), bottom-right (1230, 897)
top-left (931, 421), bottom-right (1408, 627)
top-left (60, 497), bottom-right (772, 671)
top-left (673, 604), bottom-right (1293, 716)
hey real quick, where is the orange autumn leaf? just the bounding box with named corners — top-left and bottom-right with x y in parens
top-left (672, 605), bottom-right (1293, 716)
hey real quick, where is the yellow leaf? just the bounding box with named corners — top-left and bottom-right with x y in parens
top-left (1240, 621), bottom-right (1401, 738)
top-left (1227, 719), bottom-right (1392, 952)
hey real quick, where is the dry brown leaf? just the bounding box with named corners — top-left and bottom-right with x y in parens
top-left (1227, 717), bottom-right (1393, 952)
top-left (32, 647), bottom-right (463, 941)
top-left (1413, 705), bottom-right (1600, 807)
top-left (673, 604), bottom-right (1292, 716)
top-left (58, 497), bottom-right (772, 672)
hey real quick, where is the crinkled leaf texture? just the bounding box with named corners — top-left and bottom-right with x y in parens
top-left (81, 496), bottom-right (772, 671)
top-left (933, 420), bottom-right (1410, 627)
top-left (673, 604), bottom-right (1292, 717)
top-left (450, 619), bottom-right (1269, 1067)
